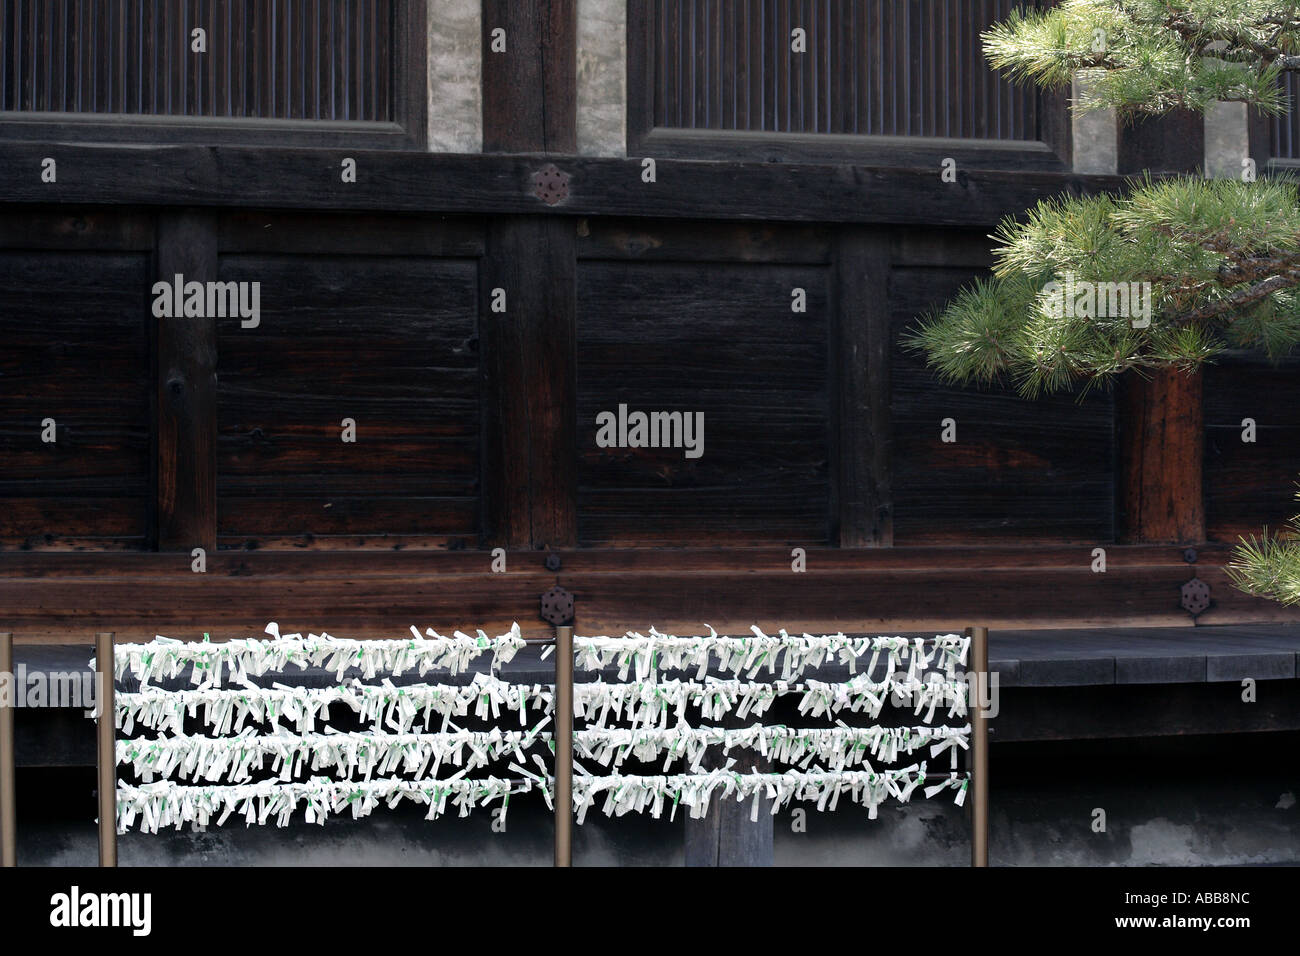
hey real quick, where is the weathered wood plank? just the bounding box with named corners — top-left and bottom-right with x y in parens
top-left (578, 219), bottom-right (832, 264)
top-left (217, 211), bottom-right (485, 257)
top-left (481, 0), bottom-right (576, 153)
top-left (1204, 359), bottom-right (1300, 545)
top-left (0, 251), bottom-right (152, 549)
top-left (215, 253), bottom-right (481, 548)
top-left (0, 145), bottom-right (1131, 226)
top-left (834, 229), bottom-right (893, 545)
top-left (1118, 367), bottom-right (1204, 545)
top-left (481, 217), bottom-right (578, 549)
top-left (890, 266), bottom-right (1115, 544)
top-left (576, 258), bottom-right (830, 545)
top-left (0, 544), bottom-right (1238, 577)
top-left (155, 211), bottom-right (218, 552)
top-left (2, 543), bottom-right (1292, 643)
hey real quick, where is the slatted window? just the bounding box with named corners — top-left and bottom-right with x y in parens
top-left (630, 1), bottom-right (1063, 166)
top-left (0, 0), bottom-right (425, 147)
top-left (1272, 71), bottom-right (1299, 160)
top-left (651, 0), bottom-right (1038, 138)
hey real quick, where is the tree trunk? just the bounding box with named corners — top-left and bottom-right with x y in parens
top-left (1118, 366), bottom-right (1205, 544)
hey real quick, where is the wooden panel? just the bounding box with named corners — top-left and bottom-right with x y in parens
top-left (0, 251), bottom-right (151, 549)
top-left (576, 257), bottom-right (830, 545)
top-left (1204, 358), bottom-right (1300, 544)
top-left (646, 0), bottom-right (1040, 138)
top-left (889, 263), bottom-right (1115, 544)
top-left (215, 253), bottom-right (480, 549)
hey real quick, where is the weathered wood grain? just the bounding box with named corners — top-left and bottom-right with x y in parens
top-left (481, 0), bottom-right (576, 153)
top-left (1118, 366), bottom-right (1204, 545)
top-left (0, 144), bottom-right (1131, 226)
top-left (0, 251), bottom-right (152, 550)
top-left (890, 265), bottom-right (1116, 544)
top-left (155, 210), bottom-right (218, 552)
top-left (215, 253), bottom-right (480, 549)
top-left (576, 259), bottom-right (830, 545)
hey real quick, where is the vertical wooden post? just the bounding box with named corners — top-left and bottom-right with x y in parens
top-left (968, 626), bottom-right (989, 868)
top-left (155, 211), bottom-right (218, 553)
top-left (95, 631), bottom-right (117, 868)
top-left (0, 633), bottom-right (15, 867)
top-left (553, 625), bottom-right (573, 867)
top-left (1118, 367), bottom-right (1205, 544)
top-left (481, 1), bottom-right (577, 154)
top-left (834, 229), bottom-right (894, 546)
top-left (481, 218), bottom-right (578, 550)
top-left (479, 1), bottom-right (579, 550)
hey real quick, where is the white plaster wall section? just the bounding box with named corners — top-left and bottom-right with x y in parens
top-left (428, 0), bottom-right (482, 152)
top-left (1071, 72), bottom-right (1118, 174)
top-left (577, 0), bottom-right (627, 156)
top-left (1204, 101), bottom-right (1250, 181)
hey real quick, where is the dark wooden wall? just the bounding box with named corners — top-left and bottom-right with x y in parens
top-left (0, 1), bottom-right (1297, 639)
top-left (4, 205), bottom-right (1293, 558)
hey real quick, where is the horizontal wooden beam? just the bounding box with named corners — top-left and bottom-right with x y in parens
top-left (0, 546), bottom-right (1291, 642)
top-left (0, 545), bottom-right (1242, 577)
top-left (0, 144), bottom-right (1129, 226)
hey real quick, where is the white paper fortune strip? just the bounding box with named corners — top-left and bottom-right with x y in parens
top-left (571, 723), bottom-right (970, 773)
top-left (571, 674), bottom-right (967, 727)
top-left (115, 673), bottom-right (551, 736)
top-left (115, 775), bottom-right (534, 833)
top-left (114, 767), bottom-right (969, 832)
top-left (565, 627), bottom-right (970, 682)
top-left (556, 765), bottom-right (968, 824)
top-left (104, 622), bottom-right (528, 688)
top-left (116, 671), bottom-right (966, 736)
top-left (117, 721), bottom-right (553, 784)
top-left (115, 720), bottom-right (969, 784)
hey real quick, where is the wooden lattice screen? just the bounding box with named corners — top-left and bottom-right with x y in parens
top-left (649, 0), bottom-right (1041, 140)
top-left (0, 0), bottom-right (393, 121)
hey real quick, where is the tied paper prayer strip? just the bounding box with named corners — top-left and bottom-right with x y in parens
top-left (115, 775), bottom-right (534, 833)
top-left (104, 622), bottom-right (529, 688)
top-left (103, 622), bottom-right (976, 833)
top-left (564, 627), bottom-right (970, 682)
top-left (114, 767), bottom-right (970, 833)
top-left (115, 672), bottom-right (968, 735)
top-left (103, 624), bottom-right (971, 688)
top-left (561, 766), bottom-right (969, 824)
top-left (116, 722), bottom-right (971, 784)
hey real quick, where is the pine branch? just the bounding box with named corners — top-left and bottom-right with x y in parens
top-left (1170, 263), bottom-right (1300, 326)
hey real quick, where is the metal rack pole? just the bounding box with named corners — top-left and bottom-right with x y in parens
top-left (95, 631), bottom-right (117, 867)
top-left (553, 624), bottom-right (573, 867)
top-left (0, 632), bottom-right (14, 866)
top-left (968, 625), bottom-right (989, 868)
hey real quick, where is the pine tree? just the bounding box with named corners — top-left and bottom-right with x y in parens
top-left (906, 1), bottom-right (1300, 398)
top-left (903, 1), bottom-right (1300, 598)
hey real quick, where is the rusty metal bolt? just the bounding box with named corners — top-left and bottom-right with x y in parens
top-left (531, 163), bottom-right (570, 206)
top-left (1181, 577), bottom-right (1210, 616)
top-left (540, 585), bottom-right (574, 626)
